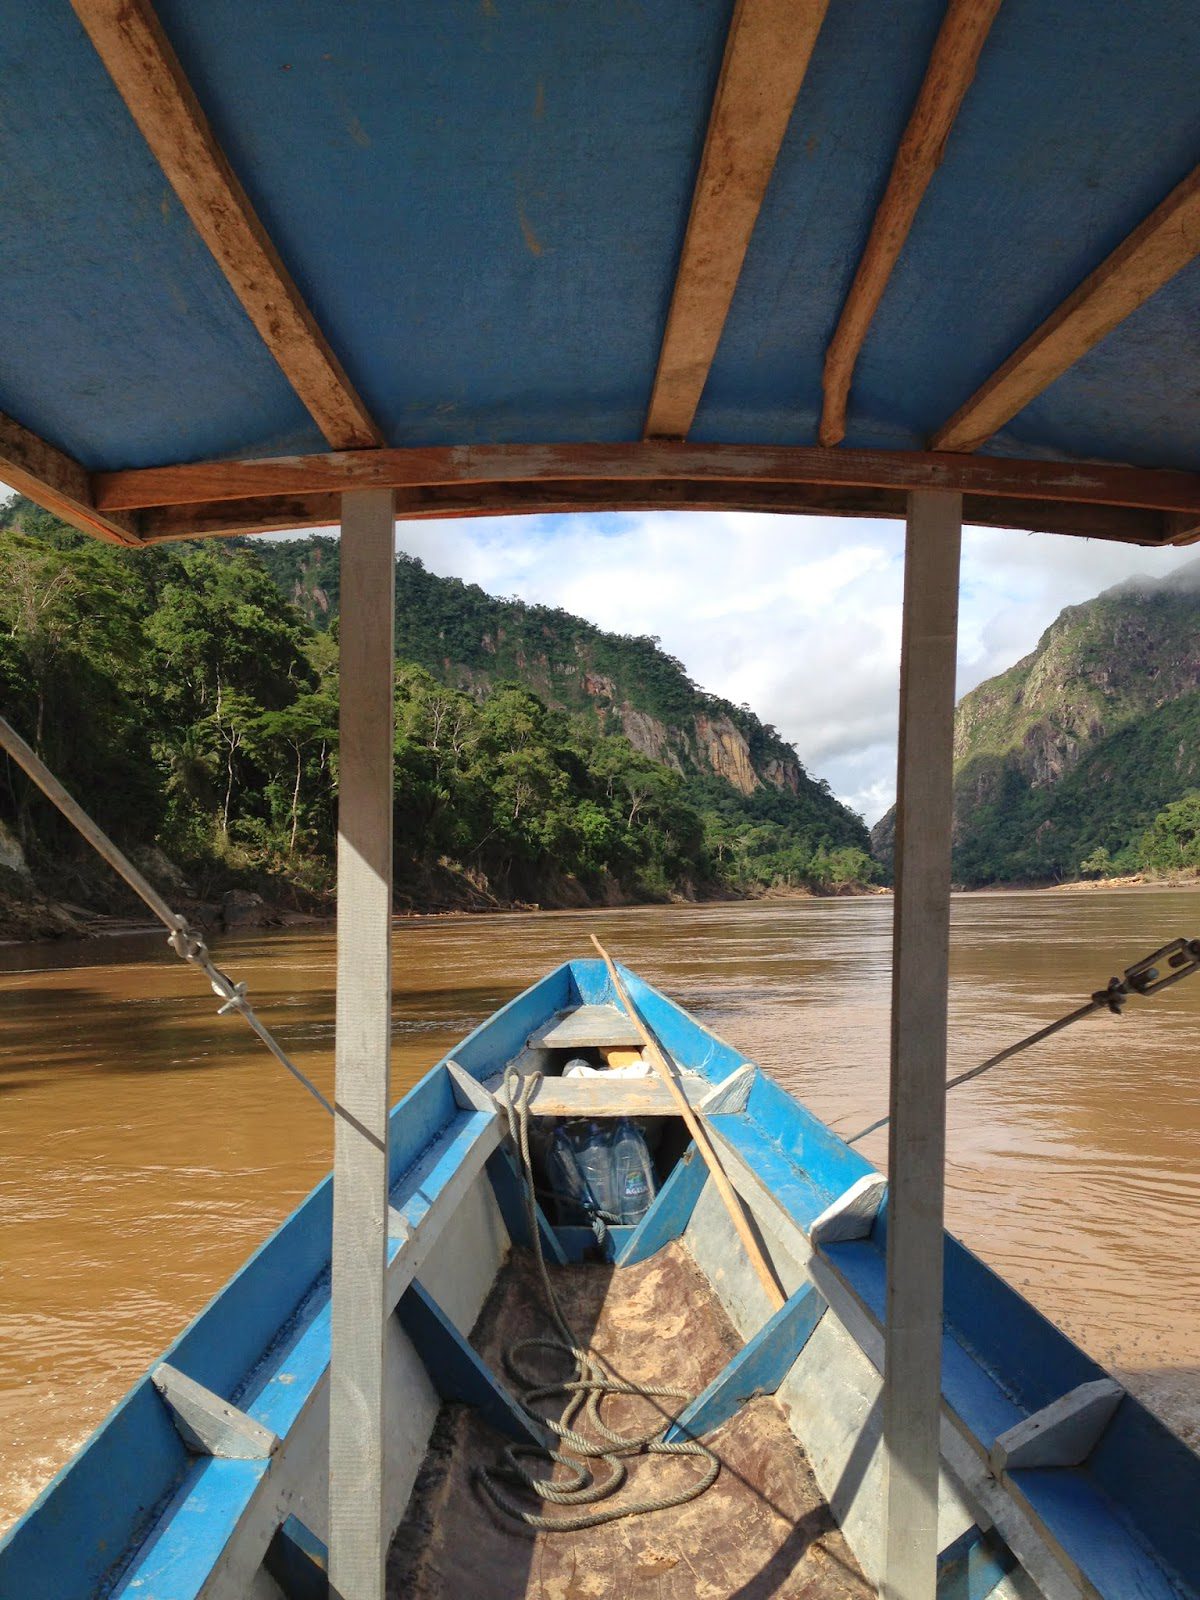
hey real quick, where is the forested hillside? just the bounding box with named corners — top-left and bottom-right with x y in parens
top-left (873, 560), bottom-right (1200, 885)
top-left (0, 500), bottom-right (871, 935)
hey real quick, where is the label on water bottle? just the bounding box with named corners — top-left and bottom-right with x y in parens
top-left (623, 1170), bottom-right (648, 1199)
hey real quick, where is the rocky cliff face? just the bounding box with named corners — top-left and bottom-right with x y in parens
top-left (872, 558), bottom-right (1200, 880)
top-left (258, 535), bottom-right (829, 802)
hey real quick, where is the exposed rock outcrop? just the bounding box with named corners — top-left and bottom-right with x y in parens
top-left (692, 713), bottom-right (758, 796)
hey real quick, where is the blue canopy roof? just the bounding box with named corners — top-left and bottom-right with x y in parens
top-left (1, 1), bottom-right (1198, 543)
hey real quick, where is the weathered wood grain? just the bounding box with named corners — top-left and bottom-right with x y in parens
top-left (511, 1072), bottom-right (710, 1117)
top-left (95, 439), bottom-right (1200, 516)
top-left (131, 478), bottom-right (1175, 546)
top-left (698, 1061), bottom-right (757, 1114)
top-left (69, 0), bottom-right (381, 450)
top-left (645, 0), bottom-right (830, 439)
top-left (820, 0), bottom-right (1003, 447)
top-left (932, 163), bottom-right (1200, 452)
top-left (808, 1173), bottom-right (887, 1246)
top-left (883, 490), bottom-right (962, 1600)
top-left (328, 489), bottom-right (395, 1600)
top-left (152, 1363), bottom-right (279, 1459)
top-left (530, 1003), bottom-right (644, 1049)
top-left (0, 410), bottom-right (140, 545)
top-left (990, 1380), bottom-right (1123, 1473)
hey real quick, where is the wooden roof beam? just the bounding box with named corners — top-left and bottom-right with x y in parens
top-left (93, 440), bottom-right (1200, 519)
top-left (819, 0), bottom-right (1004, 448)
top-left (644, 0), bottom-right (830, 441)
top-left (133, 481), bottom-right (1179, 550)
top-left (0, 411), bottom-right (141, 547)
top-left (932, 164), bottom-right (1200, 452)
top-left (69, 0), bottom-right (383, 452)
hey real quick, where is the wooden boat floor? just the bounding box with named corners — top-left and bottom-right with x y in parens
top-left (388, 1242), bottom-right (871, 1600)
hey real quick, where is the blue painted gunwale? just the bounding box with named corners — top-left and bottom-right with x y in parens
top-left (3, 958), bottom-right (1198, 1599)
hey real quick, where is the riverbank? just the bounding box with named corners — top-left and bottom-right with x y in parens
top-left (957, 869), bottom-right (1200, 895)
top-left (0, 863), bottom-right (886, 945)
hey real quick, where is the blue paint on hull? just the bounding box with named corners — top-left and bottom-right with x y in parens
top-left (937, 1528), bottom-right (1016, 1600)
top-left (396, 1282), bottom-right (544, 1447)
top-left (3, 959), bottom-right (1198, 1600)
top-left (616, 1144), bottom-right (708, 1267)
top-left (663, 1281), bottom-right (826, 1445)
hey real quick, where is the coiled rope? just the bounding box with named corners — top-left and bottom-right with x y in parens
top-left (0, 713), bottom-right (335, 1118)
top-left (473, 1068), bottom-right (719, 1531)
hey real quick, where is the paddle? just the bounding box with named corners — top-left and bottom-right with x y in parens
top-left (589, 934), bottom-right (786, 1311)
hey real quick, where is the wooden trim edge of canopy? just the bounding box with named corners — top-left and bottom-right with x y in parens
top-left (94, 441), bottom-right (1200, 516)
top-left (0, 410), bottom-right (141, 547)
top-left (132, 481), bottom-right (1181, 547)
top-left (5, 427), bottom-right (1198, 547)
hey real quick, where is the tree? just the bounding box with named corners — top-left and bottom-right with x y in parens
top-left (1079, 845), bottom-right (1113, 879)
top-left (253, 691), bottom-right (337, 852)
top-left (1138, 794), bottom-right (1200, 872)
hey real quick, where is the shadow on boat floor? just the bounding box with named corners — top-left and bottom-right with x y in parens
top-left (388, 1243), bottom-right (871, 1599)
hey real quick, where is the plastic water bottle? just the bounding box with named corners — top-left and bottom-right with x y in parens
top-left (573, 1121), bottom-right (619, 1220)
top-left (609, 1119), bottom-right (657, 1223)
top-left (545, 1125), bottom-right (588, 1223)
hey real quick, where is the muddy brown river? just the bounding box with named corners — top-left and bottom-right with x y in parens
top-left (2, 890), bottom-right (1199, 1529)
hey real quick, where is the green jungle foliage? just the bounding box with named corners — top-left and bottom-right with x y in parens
top-left (941, 562), bottom-right (1200, 886)
top-left (253, 534), bottom-right (871, 892)
top-left (0, 500), bottom-right (872, 911)
top-left (953, 691), bottom-right (1200, 884)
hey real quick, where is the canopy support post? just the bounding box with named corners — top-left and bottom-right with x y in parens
top-left (329, 488), bottom-right (396, 1600)
top-left (882, 489), bottom-right (962, 1600)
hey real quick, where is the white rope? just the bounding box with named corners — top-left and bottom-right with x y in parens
top-left (472, 1068), bottom-right (719, 1532)
top-left (0, 713), bottom-right (335, 1118)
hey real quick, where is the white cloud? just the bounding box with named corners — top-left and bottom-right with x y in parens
top-left (385, 510), bottom-right (1199, 825)
top-left (12, 480), bottom-right (1195, 827)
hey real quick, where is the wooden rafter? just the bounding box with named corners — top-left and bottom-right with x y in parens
top-left (644, 0), bottom-right (830, 440)
top-left (69, 0), bottom-right (382, 452)
top-left (93, 440), bottom-right (1200, 517)
top-left (0, 411), bottom-right (140, 547)
top-left (819, 0), bottom-right (1003, 447)
top-left (932, 163), bottom-right (1200, 452)
top-left (133, 481), bottom-right (1176, 549)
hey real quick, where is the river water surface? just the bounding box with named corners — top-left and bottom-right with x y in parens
top-left (2, 890), bottom-right (1199, 1529)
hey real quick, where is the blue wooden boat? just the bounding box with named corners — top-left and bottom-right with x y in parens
top-left (2, 958), bottom-right (1196, 1600)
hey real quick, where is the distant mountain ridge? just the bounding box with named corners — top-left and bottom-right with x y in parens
top-left (255, 535), bottom-right (867, 853)
top-left (872, 558), bottom-right (1200, 883)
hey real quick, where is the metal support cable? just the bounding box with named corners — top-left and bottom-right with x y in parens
top-left (845, 936), bottom-right (1200, 1146)
top-left (0, 712), bottom-right (335, 1118)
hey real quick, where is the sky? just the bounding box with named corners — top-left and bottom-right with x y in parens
top-left (7, 481), bottom-right (1195, 826)
top-left (368, 511), bottom-right (1199, 827)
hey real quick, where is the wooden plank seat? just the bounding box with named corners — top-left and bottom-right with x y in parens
top-left (527, 1003), bottom-right (644, 1050)
top-left (489, 1071), bottom-right (711, 1117)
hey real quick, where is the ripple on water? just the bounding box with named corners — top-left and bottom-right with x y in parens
top-left (1, 893), bottom-right (1198, 1531)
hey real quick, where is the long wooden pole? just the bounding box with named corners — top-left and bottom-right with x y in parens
top-left (329, 489), bottom-right (396, 1600)
top-left (881, 490), bottom-right (962, 1600)
top-left (589, 934), bottom-right (785, 1311)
